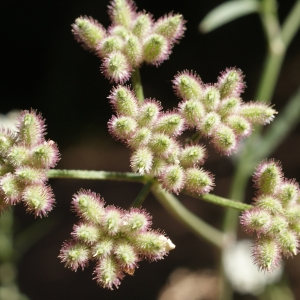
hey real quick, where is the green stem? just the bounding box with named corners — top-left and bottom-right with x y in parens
top-left (151, 183), bottom-right (225, 249)
top-left (131, 68), bottom-right (144, 102)
top-left (130, 180), bottom-right (154, 208)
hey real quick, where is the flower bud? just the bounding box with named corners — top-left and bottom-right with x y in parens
top-left (132, 13), bottom-right (153, 38)
top-left (114, 242), bottom-right (138, 272)
top-left (278, 230), bottom-right (299, 257)
top-left (217, 68), bottom-right (245, 99)
top-left (277, 180), bottom-right (299, 207)
top-left (124, 34), bottom-right (143, 67)
top-left (94, 256), bottom-right (123, 289)
top-left (0, 129), bottom-right (15, 155)
top-left (109, 25), bottom-right (131, 40)
top-left (98, 35), bottom-right (124, 57)
top-left (0, 173), bottom-right (23, 204)
top-left (153, 112), bottom-right (185, 136)
top-left (72, 223), bottom-right (100, 244)
top-left (8, 145), bottom-right (31, 167)
top-left (130, 147), bottom-right (153, 175)
top-left (72, 190), bottom-right (105, 224)
top-left (143, 33), bottom-right (170, 66)
top-left (269, 215), bottom-right (289, 234)
top-left (128, 127), bottom-right (152, 149)
top-left (108, 115), bottom-right (137, 140)
top-left (153, 13), bottom-right (185, 42)
top-left (173, 71), bottom-right (203, 101)
top-left (184, 167), bottom-right (214, 195)
top-left (149, 157), bottom-right (166, 177)
top-left (255, 195), bottom-right (283, 214)
top-left (31, 140), bottom-right (60, 169)
top-left (92, 239), bottom-right (114, 259)
top-left (239, 102), bottom-right (277, 125)
top-left (179, 145), bottom-right (206, 168)
top-left (72, 17), bottom-right (106, 53)
top-left (160, 164), bottom-right (185, 194)
top-left (108, 85), bottom-right (139, 117)
top-left (217, 97), bottom-right (241, 118)
top-left (285, 204), bottom-right (300, 222)
top-left (211, 124), bottom-right (237, 155)
top-left (199, 112), bottom-right (221, 135)
top-left (253, 237), bottom-right (281, 271)
top-left (101, 51), bottom-right (131, 83)
top-left (15, 166), bottom-right (47, 184)
top-left (253, 160), bottom-right (283, 195)
top-left (59, 241), bottom-right (90, 271)
top-left (201, 85), bottom-right (220, 111)
top-left (102, 206), bottom-right (123, 236)
top-left (225, 115), bottom-right (251, 138)
top-left (179, 99), bottom-right (204, 128)
top-left (108, 0), bottom-right (136, 28)
top-left (149, 133), bottom-right (174, 157)
top-left (137, 100), bottom-right (161, 127)
top-left (122, 208), bottom-right (152, 232)
top-left (240, 208), bottom-right (272, 235)
top-left (22, 184), bottom-right (55, 217)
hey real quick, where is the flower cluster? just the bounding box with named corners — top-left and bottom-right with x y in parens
top-left (174, 69), bottom-right (277, 155)
top-left (72, 0), bottom-right (185, 83)
top-left (108, 85), bottom-right (214, 194)
top-left (240, 160), bottom-right (300, 271)
top-left (0, 110), bottom-right (59, 217)
top-left (59, 189), bottom-right (175, 289)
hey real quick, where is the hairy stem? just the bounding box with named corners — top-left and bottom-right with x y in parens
top-left (131, 68), bottom-right (144, 102)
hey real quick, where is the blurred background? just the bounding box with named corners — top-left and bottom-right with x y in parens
top-left (1, 0), bottom-right (300, 299)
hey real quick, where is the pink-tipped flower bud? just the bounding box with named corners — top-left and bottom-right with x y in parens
top-left (217, 97), bottom-right (241, 118)
top-left (153, 13), bottom-right (186, 43)
top-left (0, 173), bottom-right (23, 205)
top-left (253, 160), bottom-right (283, 196)
top-left (225, 115), bottom-right (252, 138)
top-left (211, 124), bottom-right (237, 155)
top-left (179, 99), bottom-right (204, 128)
top-left (72, 190), bottom-right (105, 224)
top-left (15, 166), bottom-right (47, 184)
top-left (72, 223), bottom-right (101, 244)
top-left (278, 230), bottom-right (299, 257)
top-left (8, 145), bottom-right (31, 167)
top-left (254, 195), bottom-right (283, 214)
top-left (94, 256), bottom-right (124, 289)
top-left (102, 206), bottom-right (123, 236)
top-left (98, 35), bottom-right (124, 57)
top-left (114, 242), bottom-right (138, 274)
top-left (173, 71), bottom-right (203, 101)
top-left (277, 180), bottom-right (299, 207)
top-left (285, 204), bottom-right (300, 222)
top-left (121, 208), bottom-right (152, 232)
top-left (217, 68), bottom-right (245, 99)
top-left (240, 208), bottom-right (272, 235)
top-left (109, 25), bottom-right (131, 40)
top-left (128, 127), bottom-right (152, 149)
top-left (239, 102), bottom-right (277, 125)
top-left (108, 85), bottom-right (139, 118)
top-left (201, 85), bottom-right (220, 112)
top-left (199, 112), bottom-right (221, 135)
top-left (253, 237), bottom-right (281, 271)
top-left (142, 33), bottom-right (170, 66)
top-left (108, 0), bottom-right (137, 28)
top-left (92, 239), bottom-right (114, 259)
top-left (101, 51), bottom-right (131, 83)
top-left (149, 157), bottom-right (166, 177)
top-left (59, 241), bottom-right (90, 271)
top-left (184, 167), bottom-right (214, 195)
top-left (132, 13), bottom-right (153, 39)
top-left (149, 133), bottom-right (174, 158)
top-left (124, 34), bottom-right (143, 67)
top-left (0, 129), bottom-right (16, 155)
top-left (137, 100), bottom-right (161, 127)
top-left (22, 184), bottom-right (55, 217)
top-left (72, 16), bottom-right (106, 53)
top-left (108, 115), bottom-right (137, 141)
top-left (179, 145), bottom-right (206, 168)
top-left (160, 164), bottom-right (185, 194)
top-left (153, 112), bottom-right (185, 137)
top-left (130, 147), bottom-right (153, 175)
top-left (269, 215), bottom-right (289, 234)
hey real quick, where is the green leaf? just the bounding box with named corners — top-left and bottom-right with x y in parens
top-left (199, 0), bottom-right (261, 33)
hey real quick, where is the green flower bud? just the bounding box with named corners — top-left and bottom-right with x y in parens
top-left (98, 35), bottom-right (124, 57)
top-left (102, 206), bottom-right (123, 236)
top-left (184, 167), bottom-right (214, 195)
top-left (122, 208), bottom-right (151, 232)
top-left (218, 97), bottom-right (241, 118)
top-left (239, 102), bottom-right (277, 125)
top-left (92, 239), bottom-right (114, 259)
top-left (72, 223), bottom-right (101, 244)
top-left (72, 17), bottom-right (106, 53)
top-left (179, 145), bottom-right (206, 168)
top-left (130, 147), bottom-right (153, 175)
top-left (149, 157), bottom-right (166, 177)
top-left (199, 112), bottom-right (221, 135)
top-left (109, 25), bottom-right (131, 40)
top-left (255, 195), bottom-right (283, 214)
top-left (132, 13), bottom-right (153, 38)
top-left (108, 115), bottom-right (137, 140)
top-left (225, 115), bottom-right (251, 137)
top-left (149, 133), bottom-right (174, 157)
top-left (137, 101), bottom-right (161, 127)
top-left (179, 99), bottom-right (204, 128)
top-left (0, 130), bottom-right (15, 155)
top-left (278, 230), bottom-right (298, 257)
top-left (114, 242), bottom-right (137, 271)
top-left (128, 127), bottom-right (152, 149)
top-left (173, 71), bottom-right (203, 101)
top-left (124, 34), bottom-right (143, 67)
top-left (160, 164), bottom-right (185, 194)
top-left (15, 167), bottom-right (46, 184)
top-left (153, 113), bottom-right (184, 136)
top-left (277, 181), bottom-right (299, 207)
top-left (269, 215), bottom-right (289, 234)
top-left (109, 0), bottom-right (136, 28)
top-left (31, 140), bottom-right (59, 169)
top-left (211, 124), bottom-right (237, 155)
top-left (143, 33), bottom-right (170, 66)
top-left (8, 145), bottom-right (31, 167)
top-left (285, 204), bottom-right (300, 222)
top-left (0, 173), bottom-right (23, 204)
top-left (201, 86), bottom-right (220, 111)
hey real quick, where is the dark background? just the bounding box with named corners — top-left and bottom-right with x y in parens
top-left (2, 0), bottom-right (300, 299)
